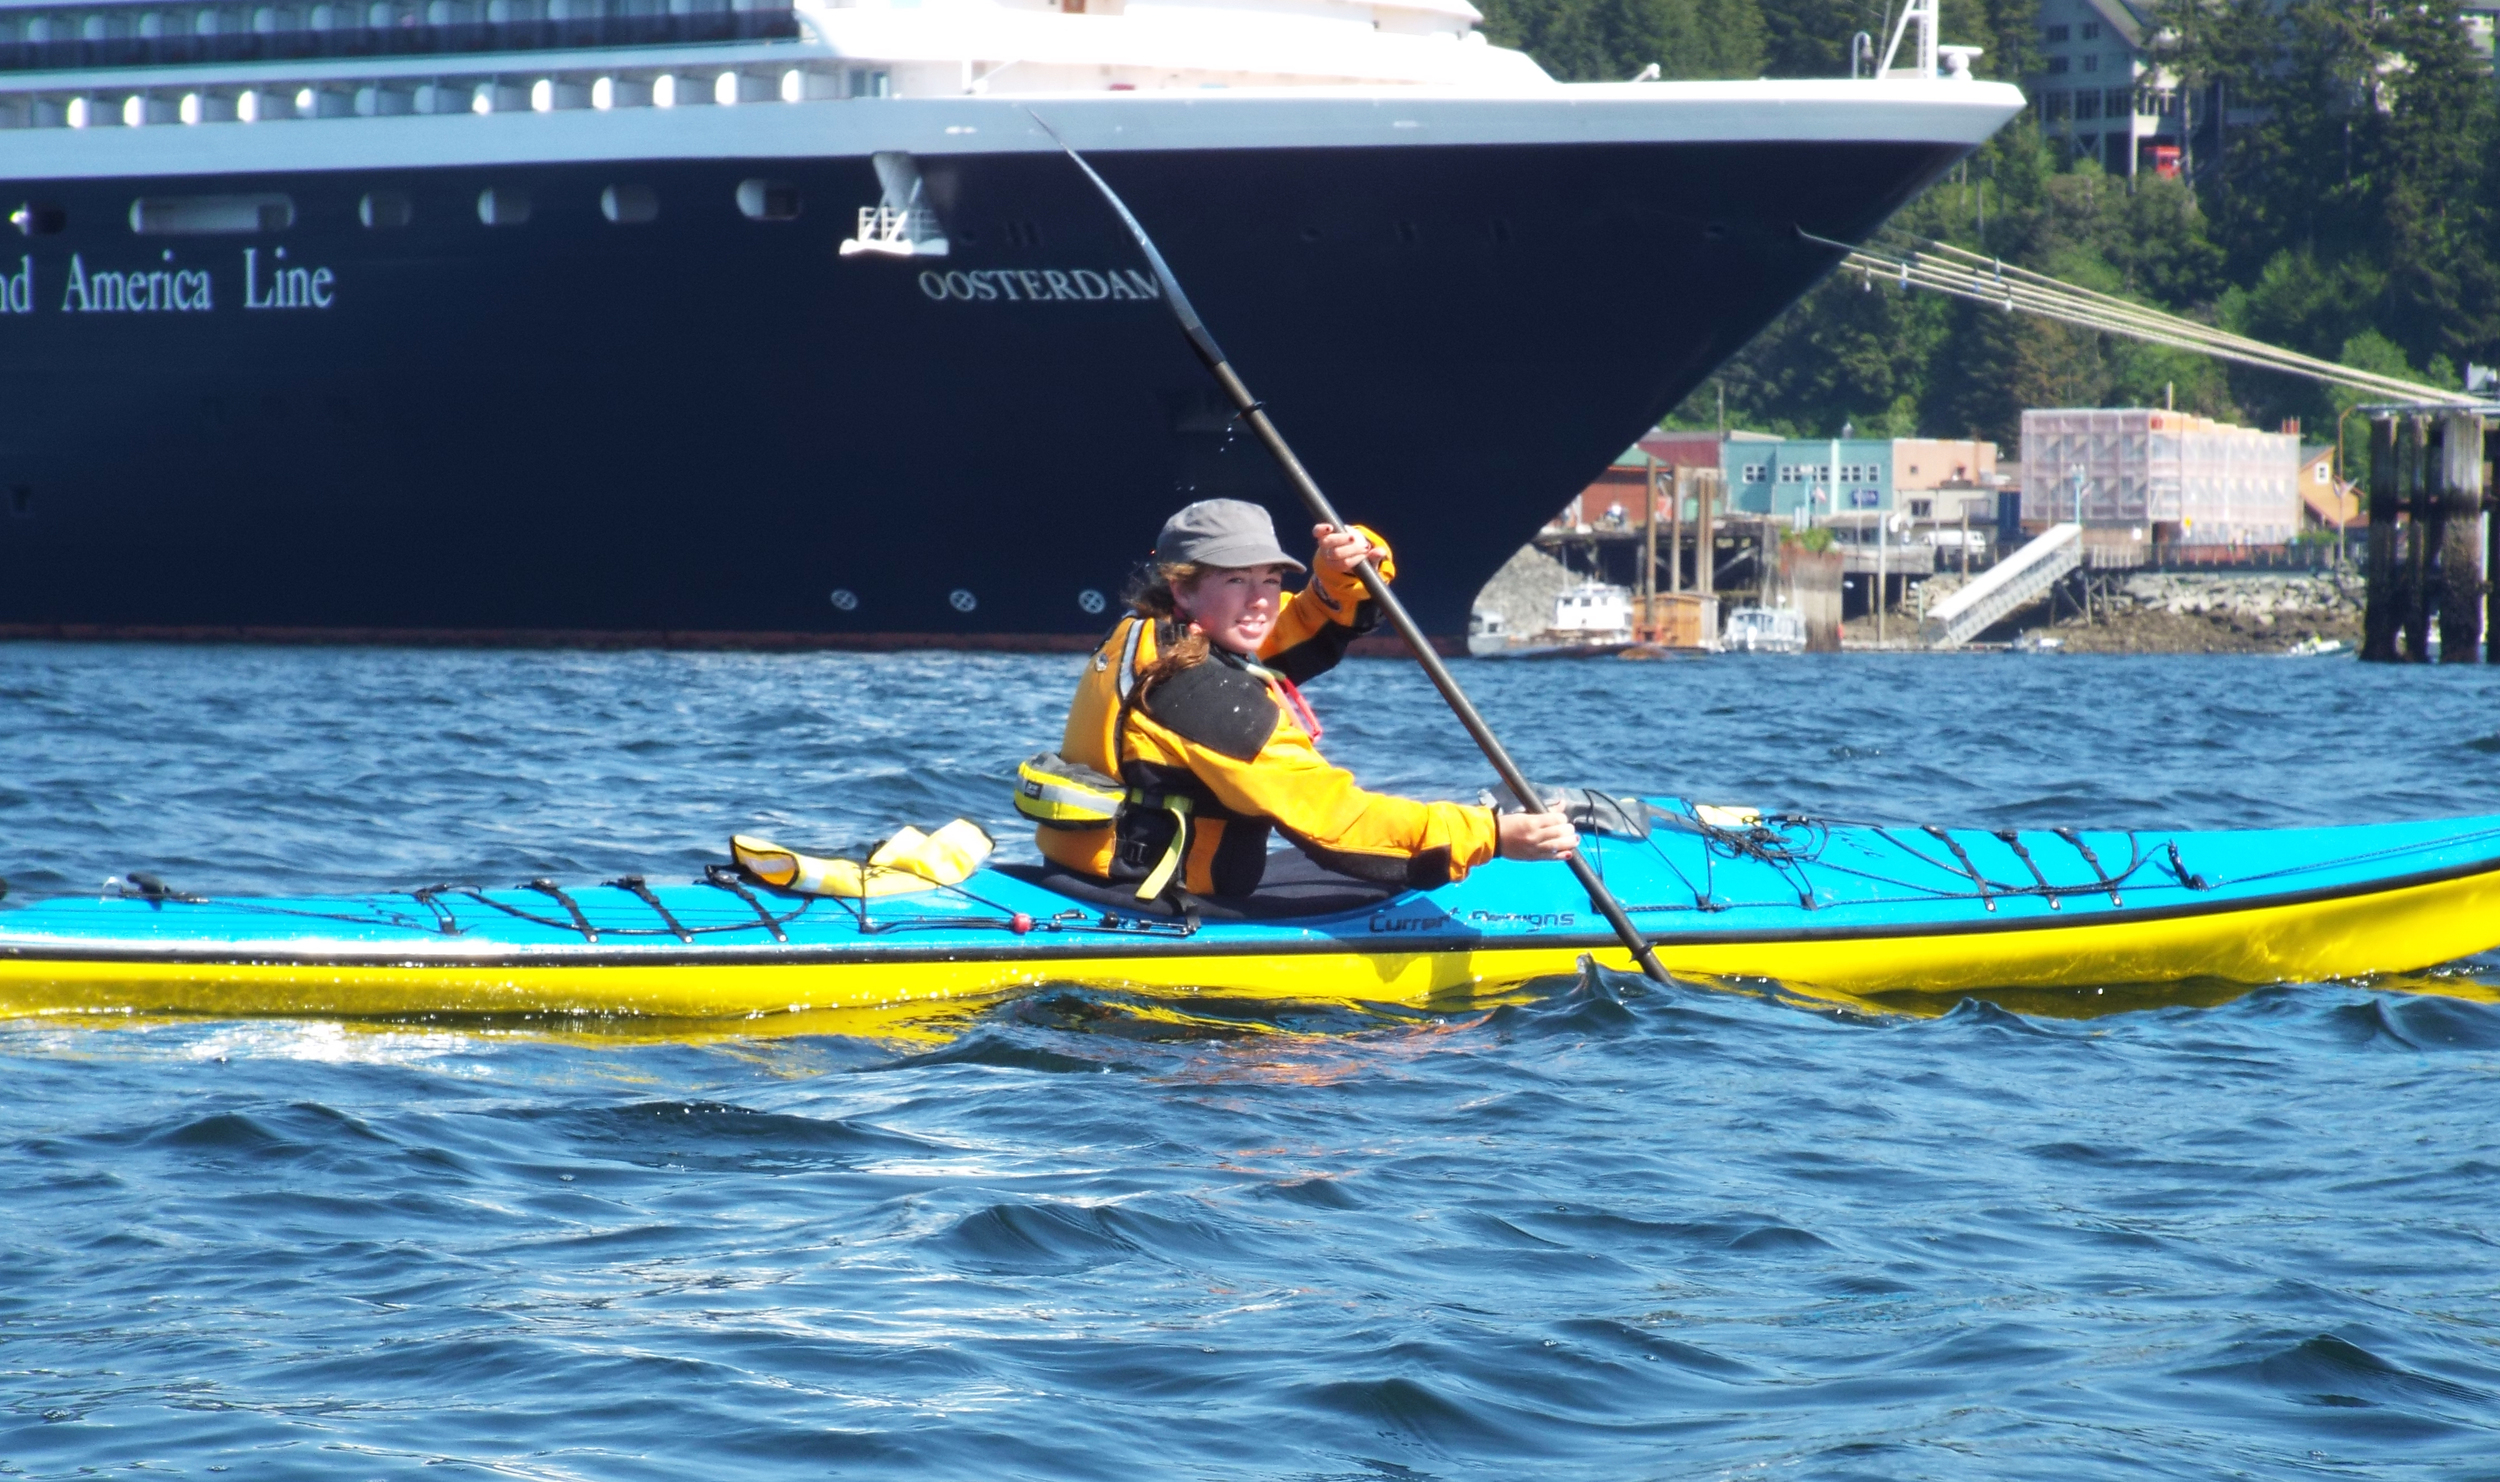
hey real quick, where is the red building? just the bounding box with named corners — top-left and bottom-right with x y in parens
top-left (1547, 434), bottom-right (1726, 530)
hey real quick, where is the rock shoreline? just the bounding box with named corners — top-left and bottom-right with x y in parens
top-left (1906, 569), bottom-right (2364, 654)
top-left (2049, 571), bottom-right (2362, 654)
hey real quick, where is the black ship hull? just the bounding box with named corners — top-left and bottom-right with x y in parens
top-left (0, 132), bottom-right (1967, 644)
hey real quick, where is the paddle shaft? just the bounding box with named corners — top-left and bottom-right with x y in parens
top-left (1033, 114), bottom-right (1672, 985)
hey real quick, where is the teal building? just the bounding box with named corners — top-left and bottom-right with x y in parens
top-left (1726, 438), bottom-right (1899, 520)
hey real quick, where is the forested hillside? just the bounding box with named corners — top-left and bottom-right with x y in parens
top-left (1482, 0), bottom-right (2500, 451)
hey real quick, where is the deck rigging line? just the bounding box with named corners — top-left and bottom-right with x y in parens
top-left (608, 875), bottom-right (694, 943)
top-left (1994, 831), bottom-right (2061, 911)
top-left (64, 814), bottom-right (2498, 948)
top-left (2053, 828), bottom-right (2124, 906)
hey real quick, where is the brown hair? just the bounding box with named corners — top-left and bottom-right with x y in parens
top-left (1123, 560), bottom-right (1211, 691)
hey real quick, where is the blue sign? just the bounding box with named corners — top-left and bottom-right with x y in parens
top-left (1849, 488), bottom-right (1881, 509)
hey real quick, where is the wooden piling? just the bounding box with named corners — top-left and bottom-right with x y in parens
top-left (2400, 416), bottom-right (2431, 661)
top-left (2362, 416), bottom-right (2399, 662)
top-left (1696, 471), bottom-right (1716, 597)
top-left (2438, 411), bottom-right (2485, 663)
top-left (1640, 462), bottom-right (1658, 640)
top-left (2424, 417), bottom-right (2451, 659)
top-left (1779, 540), bottom-right (1844, 652)
top-left (1667, 467), bottom-right (1684, 595)
top-left (2488, 425), bottom-right (2500, 665)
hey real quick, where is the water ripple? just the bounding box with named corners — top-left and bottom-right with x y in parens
top-left (4, 646), bottom-right (2500, 1477)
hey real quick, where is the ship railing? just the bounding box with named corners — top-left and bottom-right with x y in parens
top-left (0, 4), bottom-right (799, 76)
top-left (840, 204), bottom-right (946, 258)
top-left (1874, 0), bottom-right (1980, 80)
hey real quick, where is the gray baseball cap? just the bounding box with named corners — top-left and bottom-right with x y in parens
top-left (1155, 499), bottom-right (1306, 572)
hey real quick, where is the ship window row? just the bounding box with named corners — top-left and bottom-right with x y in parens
top-left (28, 177), bottom-right (792, 235)
top-left (0, 0), bottom-right (796, 73)
top-left (0, 65), bottom-right (887, 124)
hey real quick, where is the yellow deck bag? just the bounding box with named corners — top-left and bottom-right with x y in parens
top-left (731, 819), bottom-right (994, 898)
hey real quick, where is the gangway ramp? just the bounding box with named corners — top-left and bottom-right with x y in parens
top-left (1921, 523), bottom-right (2082, 648)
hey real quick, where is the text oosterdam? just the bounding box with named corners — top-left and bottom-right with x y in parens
top-left (917, 267), bottom-right (1162, 303)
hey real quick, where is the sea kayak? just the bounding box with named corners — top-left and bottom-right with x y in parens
top-left (4, 801), bottom-right (2498, 1025)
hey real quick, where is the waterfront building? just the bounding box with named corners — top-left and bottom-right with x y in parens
top-left (2299, 443), bottom-right (2361, 530)
top-left (1551, 431), bottom-right (1999, 536)
top-left (1549, 432), bottom-right (1731, 530)
top-left (2019, 408), bottom-right (2300, 546)
top-left (1724, 436), bottom-right (1998, 523)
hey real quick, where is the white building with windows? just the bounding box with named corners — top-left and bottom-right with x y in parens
top-left (2020, 409), bottom-right (2299, 546)
top-left (2034, 0), bottom-right (2500, 178)
top-left (2031, 0), bottom-right (2180, 177)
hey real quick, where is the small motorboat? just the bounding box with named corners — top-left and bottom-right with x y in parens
top-left (1470, 582), bottom-right (1641, 659)
top-left (1722, 606), bottom-right (1806, 653)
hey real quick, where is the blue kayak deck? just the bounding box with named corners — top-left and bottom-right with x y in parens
top-left (6, 802), bottom-right (2499, 966)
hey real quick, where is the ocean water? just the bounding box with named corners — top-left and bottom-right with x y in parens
top-left (4, 643), bottom-right (2499, 1480)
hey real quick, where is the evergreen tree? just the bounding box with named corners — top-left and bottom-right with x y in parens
top-left (1493, 0), bottom-right (2498, 446)
top-left (1479, 0), bottom-right (1765, 79)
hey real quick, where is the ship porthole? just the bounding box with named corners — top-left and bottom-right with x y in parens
top-left (601, 185), bottom-right (659, 225)
top-left (737, 179), bottom-right (802, 222)
top-left (948, 589), bottom-right (977, 613)
top-left (477, 187), bottom-right (532, 226)
top-left (829, 588), bottom-right (859, 612)
top-left (359, 191), bottom-right (413, 230)
top-left (10, 203), bottom-right (67, 237)
top-left (1077, 588), bottom-right (1105, 615)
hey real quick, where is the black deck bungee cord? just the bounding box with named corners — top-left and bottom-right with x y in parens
top-left (524, 880), bottom-right (599, 943)
top-left (608, 876), bottom-right (694, 943)
top-left (1994, 831), bottom-right (2061, 911)
top-left (2053, 828), bottom-right (2124, 906)
top-left (699, 865), bottom-right (795, 941)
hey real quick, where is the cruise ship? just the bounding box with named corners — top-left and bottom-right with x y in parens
top-left (0, 0), bottom-right (2021, 645)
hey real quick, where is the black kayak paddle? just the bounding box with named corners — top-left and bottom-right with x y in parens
top-left (1028, 110), bottom-right (1673, 987)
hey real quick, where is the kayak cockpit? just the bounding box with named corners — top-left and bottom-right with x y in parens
top-left (994, 853), bottom-right (1406, 922)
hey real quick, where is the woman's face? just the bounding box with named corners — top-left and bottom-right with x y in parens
top-left (1175, 564), bottom-right (1289, 653)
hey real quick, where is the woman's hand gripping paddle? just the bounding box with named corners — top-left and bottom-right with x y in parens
top-left (1027, 110), bottom-right (1674, 987)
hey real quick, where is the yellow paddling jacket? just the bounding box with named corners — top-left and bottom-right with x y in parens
top-left (1036, 545), bottom-right (1499, 898)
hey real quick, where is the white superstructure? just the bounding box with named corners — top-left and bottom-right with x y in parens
top-left (0, 0), bottom-right (2020, 179)
top-left (0, 0), bottom-right (1541, 136)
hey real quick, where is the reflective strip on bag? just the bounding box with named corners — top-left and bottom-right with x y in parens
top-left (1014, 753), bottom-right (1125, 829)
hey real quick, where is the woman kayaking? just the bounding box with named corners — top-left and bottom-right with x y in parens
top-left (1015, 498), bottom-right (1578, 904)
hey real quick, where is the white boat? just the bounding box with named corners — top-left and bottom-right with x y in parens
top-left (1546, 581), bottom-right (1633, 645)
top-left (1470, 581), bottom-right (1643, 658)
top-left (1465, 606), bottom-right (1509, 658)
top-left (1722, 606), bottom-right (1804, 653)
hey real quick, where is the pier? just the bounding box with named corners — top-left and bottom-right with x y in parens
top-left (2359, 409), bottom-right (2496, 663)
